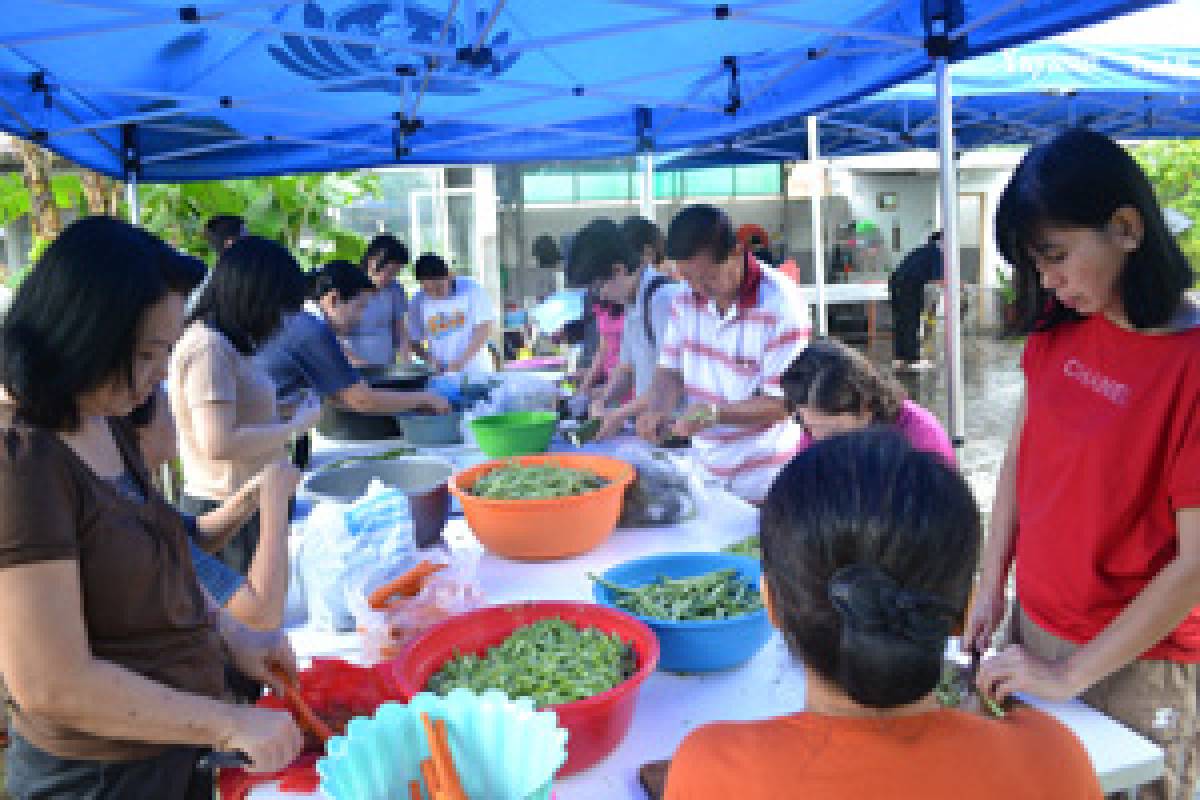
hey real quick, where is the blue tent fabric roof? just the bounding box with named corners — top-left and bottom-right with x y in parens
top-left (0, 0), bottom-right (1162, 181)
top-left (662, 40), bottom-right (1200, 167)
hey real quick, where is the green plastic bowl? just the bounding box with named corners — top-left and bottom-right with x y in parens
top-left (469, 411), bottom-right (558, 457)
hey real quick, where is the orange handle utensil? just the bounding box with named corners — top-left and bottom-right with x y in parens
top-left (268, 663), bottom-right (336, 744)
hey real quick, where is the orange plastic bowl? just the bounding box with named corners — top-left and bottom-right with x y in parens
top-left (448, 454), bottom-right (635, 561)
top-left (387, 601), bottom-right (659, 777)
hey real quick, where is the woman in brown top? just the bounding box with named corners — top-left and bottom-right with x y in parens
top-left (0, 217), bottom-right (303, 799)
top-left (171, 236), bottom-right (319, 574)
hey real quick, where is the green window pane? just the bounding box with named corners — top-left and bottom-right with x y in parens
top-left (683, 167), bottom-right (734, 197)
top-left (654, 170), bottom-right (681, 200)
top-left (733, 164), bottom-right (781, 196)
top-left (578, 171), bottom-right (631, 201)
top-left (523, 173), bottom-right (574, 203)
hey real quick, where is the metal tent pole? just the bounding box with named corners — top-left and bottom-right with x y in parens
top-left (639, 153), bottom-right (655, 221)
top-left (125, 176), bottom-right (140, 224)
top-left (807, 115), bottom-right (827, 337)
top-left (121, 123), bottom-right (141, 225)
top-left (935, 56), bottom-right (965, 449)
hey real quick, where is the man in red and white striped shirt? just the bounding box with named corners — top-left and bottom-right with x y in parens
top-left (635, 205), bottom-right (811, 503)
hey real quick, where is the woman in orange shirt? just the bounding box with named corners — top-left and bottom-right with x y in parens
top-left (665, 430), bottom-right (1101, 800)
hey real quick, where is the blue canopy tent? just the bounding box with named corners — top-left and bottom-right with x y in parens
top-left (0, 0), bottom-right (1162, 181)
top-left (0, 0), bottom-right (1168, 446)
top-left (662, 42), bottom-right (1200, 164)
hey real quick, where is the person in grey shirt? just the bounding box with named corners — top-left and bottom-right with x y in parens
top-left (344, 234), bottom-right (410, 367)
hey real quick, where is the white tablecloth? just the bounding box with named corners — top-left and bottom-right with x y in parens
top-left (254, 437), bottom-right (1163, 799)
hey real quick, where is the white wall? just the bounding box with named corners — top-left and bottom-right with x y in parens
top-left (839, 172), bottom-right (939, 265)
top-left (471, 166), bottom-right (502, 316)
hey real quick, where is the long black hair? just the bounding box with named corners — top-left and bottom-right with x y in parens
top-left (187, 236), bottom-right (307, 356)
top-left (996, 128), bottom-right (1192, 332)
top-left (761, 430), bottom-right (980, 710)
top-left (0, 217), bottom-right (171, 431)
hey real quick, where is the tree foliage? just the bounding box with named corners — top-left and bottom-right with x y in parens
top-left (1133, 139), bottom-right (1200, 280)
top-left (138, 172), bottom-right (380, 268)
top-left (0, 139), bottom-right (381, 288)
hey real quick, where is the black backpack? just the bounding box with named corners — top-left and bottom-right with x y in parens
top-left (641, 274), bottom-right (675, 348)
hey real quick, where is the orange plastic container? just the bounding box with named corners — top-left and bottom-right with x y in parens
top-left (448, 454), bottom-right (635, 561)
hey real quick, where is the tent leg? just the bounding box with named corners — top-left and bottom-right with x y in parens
top-left (639, 153), bottom-right (655, 222)
top-left (807, 115), bottom-right (827, 338)
top-left (126, 175), bottom-right (140, 225)
top-left (936, 56), bottom-right (965, 450)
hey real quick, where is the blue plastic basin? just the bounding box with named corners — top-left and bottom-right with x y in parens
top-left (592, 552), bottom-right (772, 673)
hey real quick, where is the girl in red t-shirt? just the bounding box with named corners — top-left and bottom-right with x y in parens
top-left (967, 129), bottom-right (1200, 799)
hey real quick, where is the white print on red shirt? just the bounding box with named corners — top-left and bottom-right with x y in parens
top-left (1063, 357), bottom-right (1131, 406)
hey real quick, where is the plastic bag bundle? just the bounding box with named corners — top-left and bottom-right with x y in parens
top-left (346, 550), bottom-right (484, 664)
top-left (614, 442), bottom-right (707, 528)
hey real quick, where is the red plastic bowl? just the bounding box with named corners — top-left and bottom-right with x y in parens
top-left (386, 601), bottom-right (659, 777)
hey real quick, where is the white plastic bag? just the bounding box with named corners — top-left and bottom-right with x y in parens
top-left (299, 482), bottom-right (418, 632)
top-left (491, 374), bottom-right (559, 413)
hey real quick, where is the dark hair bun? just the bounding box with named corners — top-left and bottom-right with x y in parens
top-left (828, 563), bottom-right (955, 708)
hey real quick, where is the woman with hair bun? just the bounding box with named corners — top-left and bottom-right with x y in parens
top-left (664, 430), bottom-right (1100, 799)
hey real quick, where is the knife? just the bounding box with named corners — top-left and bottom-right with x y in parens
top-left (963, 650), bottom-right (1006, 717)
top-left (196, 750), bottom-right (251, 771)
top-left (566, 417), bottom-right (603, 447)
top-left (959, 650), bottom-right (980, 700)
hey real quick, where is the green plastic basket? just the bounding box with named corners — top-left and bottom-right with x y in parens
top-left (469, 411), bottom-right (558, 457)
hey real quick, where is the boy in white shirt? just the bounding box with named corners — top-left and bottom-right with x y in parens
top-left (407, 254), bottom-right (496, 375)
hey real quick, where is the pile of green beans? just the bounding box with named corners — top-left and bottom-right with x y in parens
top-left (591, 568), bottom-right (763, 622)
top-left (425, 619), bottom-right (634, 707)
top-left (469, 460), bottom-right (607, 500)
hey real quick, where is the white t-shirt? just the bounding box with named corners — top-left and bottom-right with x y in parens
top-left (618, 265), bottom-right (684, 397)
top-left (407, 276), bottom-right (496, 375)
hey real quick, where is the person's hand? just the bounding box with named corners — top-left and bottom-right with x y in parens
top-left (977, 644), bottom-right (1078, 704)
top-left (595, 408), bottom-right (628, 441)
top-left (446, 359), bottom-right (465, 374)
top-left (258, 461), bottom-right (301, 509)
top-left (588, 398), bottom-right (608, 421)
top-left (218, 705), bottom-right (304, 774)
top-left (287, 392), bottom-right (322, 433)
top-left (416, 392), bottom-right (452, 415)
top-left (222, 623), bottom-right (298, 695)
top-left (962, 579), bottom-right (1008, 659)
top-left (635, 411), bottom-right (669, 443)
top-left (588, 385), bottom-right (611, 405)
top-left (672, 403), bottom-right (718, 438)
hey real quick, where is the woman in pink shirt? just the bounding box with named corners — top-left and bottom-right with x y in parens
top-left (780, 338), bottom-right (955, 464)
top-left (577, 301), bottom-right (626, 399)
